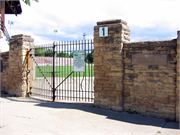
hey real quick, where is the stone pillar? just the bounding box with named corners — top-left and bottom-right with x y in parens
top-left (176, 31), bottom-right (180, 122)
top-left (93, 19), bottom-right (130, 111)
top-left (8, 34), bottom-right (34, 97)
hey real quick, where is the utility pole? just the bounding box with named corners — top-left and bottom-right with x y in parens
top-left (54, 29), bottom-right (58, 41)
top-left (8, 20), bottom-right (14, 37)
top-left (83, 33), bottom-right (86, 40)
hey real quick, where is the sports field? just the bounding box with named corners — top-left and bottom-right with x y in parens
top-left (35, 65), bottom-right (94, 77)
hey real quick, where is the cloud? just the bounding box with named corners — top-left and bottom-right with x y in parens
top-left (130, 24), bottom-right (178, 41)
top-left (4, 0), bottom-right (179, 45)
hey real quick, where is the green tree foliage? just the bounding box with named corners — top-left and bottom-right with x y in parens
top-left (45, 49), bottom-right (53, 57)
top-left (56, 52), bottom-right (69, 58)
top-left (35, 47), bottom-right (94, 64)
top-left (35, 47), bottom-right (46, 57)
top-left (35, 47), bottom-right (53, 57)
top-left (86, 52), bottom-right (94, 63)
top-left (23, 0), bottom-right (39, 6)
top-left (69, 52), bottom-right (73, 58)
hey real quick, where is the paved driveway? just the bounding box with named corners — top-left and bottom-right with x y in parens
top-left (0, 94), bottom-right (179, 135)
top-left (31, 77), bottom-right (94, 101)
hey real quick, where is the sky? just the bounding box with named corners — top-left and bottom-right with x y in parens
top-left (0, 0), bottom-right (180, 52)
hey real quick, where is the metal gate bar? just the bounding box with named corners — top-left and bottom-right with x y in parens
top-left (30, 40), bottom-right (94, 102)
top-left (30, 44), bottom-right (54, 100)
top-left (55, 40), bottom-right (94, 102)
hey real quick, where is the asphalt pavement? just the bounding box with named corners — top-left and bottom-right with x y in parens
top-left (0, 93), bottom-right (179, 135)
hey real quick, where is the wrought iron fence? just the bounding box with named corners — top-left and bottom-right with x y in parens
top-left (30, 40), bottom-right (94, 102)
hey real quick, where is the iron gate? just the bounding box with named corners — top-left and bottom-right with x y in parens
top-left (29, 40), bottom-right (94, 102)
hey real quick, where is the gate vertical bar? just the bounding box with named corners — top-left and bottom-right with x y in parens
top-left (53, 42), bottom-right (56, 102)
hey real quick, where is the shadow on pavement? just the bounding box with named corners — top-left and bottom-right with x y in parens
top-left (1, 93), bottom-right (179, 130)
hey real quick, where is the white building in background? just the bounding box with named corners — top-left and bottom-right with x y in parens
top-left (0, 30), bottom-right (9, 52)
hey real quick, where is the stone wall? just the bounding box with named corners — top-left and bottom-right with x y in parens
top-left (0, 51), bottom-right (9, 91)
top-left (123, 39), bottom-right (177, 120)
top-left (94, 19), bottom-right (130, 111)
top-left (176, 31), bottom-right (180, 122)
top-left (94, 19), bottom-right (179, 122)
top-left (0, 34), bottom-right (34, 97)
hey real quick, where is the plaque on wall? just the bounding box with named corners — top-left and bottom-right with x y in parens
top-left (132, 54), bottom-right (167, 65)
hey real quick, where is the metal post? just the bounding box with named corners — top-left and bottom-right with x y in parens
top-left (1, 1), bottom-right (5, 33)
top-left (53, 42), bottom-right (56, 102)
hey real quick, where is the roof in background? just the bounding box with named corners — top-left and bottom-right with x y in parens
top-left (5, 0), bottom-right (22, 15)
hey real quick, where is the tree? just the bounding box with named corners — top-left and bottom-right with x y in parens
top-left (45, 49), bottom-right (53, 57)
top-left (85, 52), bottom-right (94, 64)
top-left (23, 0), bottom-right (39, 6)
top-left (69, 52), bottom-right (73, 58)
top-left (56, 52), bottom-right (69, 58)
top-left (35, 47), bottom-right (53, 57)
top-left (35, 47), bottom-right (46, 57)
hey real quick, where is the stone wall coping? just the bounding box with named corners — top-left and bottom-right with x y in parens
top-left (9, 37), bottom-right (34, 43)
top-left (124, 39), bottom-right (177, 45)
top-left (177, 31), bottom-right (180, 45)
top-left (11, 34), bottom-right (31, 38)
top-left (0, 51), bottom-right (9, 55)
top-left (97, 19), bottom-right (127, 25)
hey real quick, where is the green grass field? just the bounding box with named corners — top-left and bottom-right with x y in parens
top-left (35, 65), bottom-right (94, 77)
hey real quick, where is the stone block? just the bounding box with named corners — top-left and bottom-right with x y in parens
top-left (104, 83), bottom-right (116, 88)
top-left (109, 76), bottom-right (123, 83)
top-left (99, 99), bottom-right (109, 106)
top-left (103, 55), bottom-right (113, 59)
top-left (169, 96), bottom-right (176, 104)
top-left (94, 38), bottom-right (103, 46)
top-left (116, 83), bottom-right (123, 90)
top-left (123, 58), bottom-right (131, 63)
top-left (123, 91), bottom-right (130, 97)
top-left (111, 65), bottom-right (123, 71)
top-left (114, 38), bottom-right (123, 43)
top-left (105, 71), bottom-right (123, 77)
top-left (154, 95), bottom-right (169, 104)
top-left (124, 69), bottom-right (134, 73)
top-left (94, 86), bottom-right (103, 91)
top-left (116, 97), bottom-right (123, 106)
top-left (94, 72), bottom-right (105, 78)
top-left (97, 19), bottom-right (127, 25)
top-left (94, 56), bottom-right (102, 65)
top-left (98, 78), bottom-right (109, 83)
top-left (112, 106), bottom-right (123, 111)
top-left (105, 58), bottom-right (122, 63)
top-left (99, 64), bottom-right (110, 71)
top-left (106, 90), bottom-right (121, 96)
top-left (113, 51), bottom-right (122, 58)
top-left (154, 103), bottom-right (166, 107)
top-left (103, 37), bottom-right (114, 44)
top-left (159, 107), bottom-right (175, 115)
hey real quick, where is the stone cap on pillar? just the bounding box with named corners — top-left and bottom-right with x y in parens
top-left (9, 34), bottom-right (34, 43)
top-left (11, 34), bottom-right (31, 39)
top-left (178, 31), bottom-right (180, 45)
top-left (97, 19), bottom-right (127, 25)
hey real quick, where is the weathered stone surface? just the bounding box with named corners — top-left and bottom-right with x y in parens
top-left (0, 34), bottom-right (34, 97)
top-left (94, 20), bottom-right (179, 121)
top-left (123, 35), bottom-right (178, 121)
top-left (176, 31), bottom-right (180, 121)
top-left (132, 54), bottom-right (167, 65)
top-left (97, 19), bottom-right (127, 25)
top-left (94, 19), bottom-right (126, 110)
